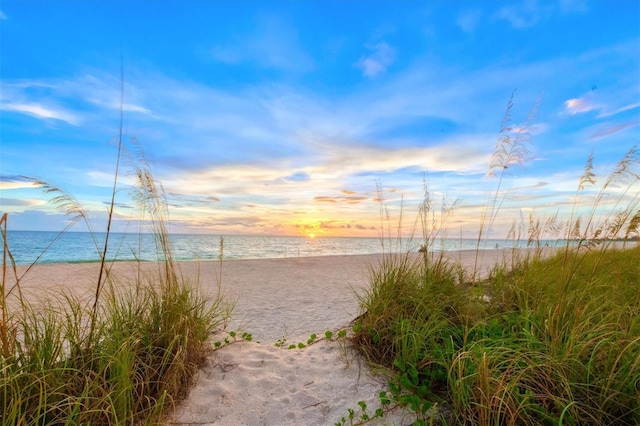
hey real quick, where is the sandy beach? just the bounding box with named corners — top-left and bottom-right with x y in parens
top-left (9, 249), bottom-right (521, 425)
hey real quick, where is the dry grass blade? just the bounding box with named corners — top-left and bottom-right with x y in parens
top-left (578, 150), bottom-right (597, 191)
top-left (88, 67), bottom-right (127, 348)
top-left (603, 145), bottom-right (640, 190)
top-left (5, 178), bottom-right (103, 297)
top-left (474, 91), bottom-right (540, 281)
top-left (624, 209), bottom-right (640, 242)
top-left (485, 89), bottom-right (541, 180)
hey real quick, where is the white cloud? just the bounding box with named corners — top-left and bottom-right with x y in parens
top-left (66, 74), bottom-right (151, 114)
top-left (565, 97), bottom-right (596, 115)
top-left (312, 138), bottom-right (492, 178)
top-left (565, 96), bottom-right (640, 119)
top-left (0, 102), bottom-right (81, 125)
top-left (357, 42), bottom-right (396, 77)
top-left (0, 74), bottom-right (150, 130)
top-left (0, 178), bottom-right (34, 190)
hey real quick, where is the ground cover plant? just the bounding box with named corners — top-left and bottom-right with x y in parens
top-left (0, 92), bottom-right (232, 424)
top-left (350, 99), bottom-right (640, 425)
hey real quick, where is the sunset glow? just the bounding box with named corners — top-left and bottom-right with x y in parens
top-left (0, 2), bottom-right (638, 238)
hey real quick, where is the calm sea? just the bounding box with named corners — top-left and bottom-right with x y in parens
top-left (4, 231), bottom-right (563, 266)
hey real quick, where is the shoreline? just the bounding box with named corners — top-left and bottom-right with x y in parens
top-left (10, 245), bottom-right (531, 267)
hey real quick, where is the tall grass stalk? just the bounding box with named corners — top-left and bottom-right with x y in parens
top-left (472, 91), bottom-right (541, 281)
top-left (90, 68), bottom-right (126, 349)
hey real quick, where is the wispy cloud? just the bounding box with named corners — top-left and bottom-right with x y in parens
top-left (0, 10), bottom-right (7, 20)
top-left (312, 138), bottom-right (492, 177)
top-left (598, 102), bottom-right (640, 118)
top-left (565, 96), bottom-right (640, 120)
top-left (495, 0), bottom-right (587, 29)
top-left (0, 175), bottom-right (34, 190)
top-left (558, 0), bottom-right (589, 13)
top-left (0, 177), bottom-right (47, 213)
top-left (6, 102), bottom-right (79, 125)
top-left (356, 42), bottom-right (396, 77)
top-left (210, 15), bottom-right (314, 72)
top-left (0, 198), bottom-right (44, 207)
top-left (1, 74), bottom-right (149, 129)
top-left (86, 170), bottom-right (137, 188)
top-left (495, 1), bottom-right (542, 29)
top-left (58, 49), bottom-right (627, 193)
top-left (57, 73), bottom-right (150, 114)
top-left (314, 195), bottom-right (368, 204)
top-left (457, 9), bottom-right (482, 33)
top-left (589, 121), bottom-right (639, 140)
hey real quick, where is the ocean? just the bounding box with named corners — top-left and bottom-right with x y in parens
top-left (4, 231), bottom-right (564, 266)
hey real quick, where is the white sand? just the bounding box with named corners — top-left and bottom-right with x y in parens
top-left (8, 250), bottom-right (522, 426)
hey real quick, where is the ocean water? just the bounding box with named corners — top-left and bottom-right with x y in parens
top-left (4, 231), bottom-right (565, 266)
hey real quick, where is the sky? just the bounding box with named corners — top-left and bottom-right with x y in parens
top-left (1, 0), bottom-right (639, 238)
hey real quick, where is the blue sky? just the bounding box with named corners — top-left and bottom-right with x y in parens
top-left (1, 0), bottom-right (639, 238)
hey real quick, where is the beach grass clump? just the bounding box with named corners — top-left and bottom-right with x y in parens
top-left (455, 246), bottom-right (639, 425)
top-left (353, 96), bottom-right (639, 424)
top-left (354, 253), bottom-right (470, 371)
top-left (1, 202), bottom-right (231, 424)
top-left (351, 251), bottom-right (478, 422)
top-left (0, 97), bottom-right (232, 424)
top-left (353, 243), bottom-right (640, 425)
top-left (0, 271), bottom-right (229, 425)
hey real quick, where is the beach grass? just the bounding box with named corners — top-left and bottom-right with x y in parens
top-left (0, 267), bottom-right (230, 425)
top-left (1, 201), bottom-right (231, 424)
top-left (351, 100), bottom-right (639, 424)
top-left (352, 245), bottom-right (639, 425)
top-left (0, 98), bottom-right (232, 424)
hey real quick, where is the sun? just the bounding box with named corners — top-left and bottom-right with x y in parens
top-left (308, 233), bottom-right (315, 239)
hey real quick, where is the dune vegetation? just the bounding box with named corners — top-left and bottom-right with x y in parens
top-left (352, 244), bottom-right (639, 425)
top-left (350, 99), bottom-right (640, 425)
top-left (0, 115), bottom-right (232, 424)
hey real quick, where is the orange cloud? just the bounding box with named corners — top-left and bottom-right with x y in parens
top-left (314, 196), bottom-right (337, 204)
top-left (314, 196), bottom-right (368, 204)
